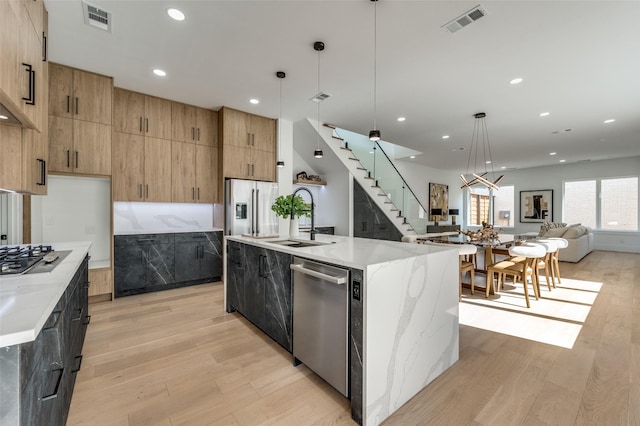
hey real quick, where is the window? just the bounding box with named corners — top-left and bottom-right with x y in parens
top-left (468, 185), bottom-right (515, 227)
top-left (563, 177), bottom-right (638, 231)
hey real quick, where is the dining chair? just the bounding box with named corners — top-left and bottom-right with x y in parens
top-left (545, 237), bottom-right (568, 285)
top-left (486, 242), bottom-right (546, 308)
top-left (532, 239), bottom-right (558, 292)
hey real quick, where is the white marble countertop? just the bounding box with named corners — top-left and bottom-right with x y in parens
top-left (114, 228), bottom-right (223, 236)
top-left (0, 241), bottom-right (91, 348)
top-left (225, 234), bottom-right (456, 270)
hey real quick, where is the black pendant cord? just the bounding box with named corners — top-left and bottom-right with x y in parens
top-left (317, 47), bottom-right (321, 152)
top-left (373, 0), bottom-right (378, 132)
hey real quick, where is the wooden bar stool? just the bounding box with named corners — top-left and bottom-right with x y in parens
top-left (458, 244), bottom-right (477, 300)
top-left (533, 239), bottom-right (558, 292)
top-left (546, 237), bottom-right (568, 285)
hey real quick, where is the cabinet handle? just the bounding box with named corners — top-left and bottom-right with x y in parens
top-left (252, 133), bottom-right (255, 146)
top-left (66, 96), bottom-right (70, 113)
top-left (139, 183), bottom-right (143, 199)
top-left (21, 63), bottom-right (35, 105)
top-left (137, 238), bottom-right (155, 242)
top-left (146, 118), bottom-right (149, 133)
top-left (247, 164), bottom-right (250, 176)
top-left (251, 164), bottom-right (254, 176)
top-left (37, 159), bottom-right (46, 186)
top-left (192, 187), bottom-right (195, 200)
top-left (66, 150), bottom-right (70, 168)
top-left (41, 368), bottom-right (64, 401)
top-left (139, 117), bottom-right (143, 132)
top-left (197, 127), bottom-right (200, 140)
top-left (72, 307), bottom-right (83, 322)
top-left (72, 355), bottom-right (83, 373)
top-left (247, 133), bottom-right (251, 145)
top-left (83, 315), bottom-right (91, 325)
top-left (75, 97), bottom-right (79, 114)
top-left (42, 32), bottom-right (47, 62)
top-left (75, 151), bottom-right (79, 168)
top-left (145, 184), bottom-right (149, 198)
top-left (197, 187), bottom-right (200, 200)
top-left (192, 127), bottom-right (195, 140)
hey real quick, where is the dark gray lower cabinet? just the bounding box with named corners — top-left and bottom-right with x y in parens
top-left (353, 180), bottom-right (403, 242)
top-left (226, 241), bottom-right (293, 352)
top-left (0, 256), bottom-right (89, 426)
top-left (114, 232), bottom-right (222, 298)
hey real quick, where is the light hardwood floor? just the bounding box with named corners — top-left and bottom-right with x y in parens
top-left (68, 250), bottom-right (639, 425)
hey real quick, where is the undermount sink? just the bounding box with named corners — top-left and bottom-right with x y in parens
top-left (269, 239), bottom-right (330, 248)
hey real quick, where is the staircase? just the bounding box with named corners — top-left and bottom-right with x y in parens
top-left (305, 118), bottom-right (429, 235)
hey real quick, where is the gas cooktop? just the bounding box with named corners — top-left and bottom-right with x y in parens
top-left (0, 245), bottom-right (60, 276)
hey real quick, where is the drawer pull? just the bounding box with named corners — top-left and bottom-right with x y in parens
top-left (37, 159), bottom-right (46, 186)
top-left (22, 63), bottom-right (35, 105)
top-left (41, 368), bottom-right (64, 401)
top-left (72, 355), bottom-right (83, 373)
top-left (83, 315), bottom-right (91, 325)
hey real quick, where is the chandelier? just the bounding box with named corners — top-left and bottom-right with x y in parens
top-left (460, 112), bottom-right (504, 190)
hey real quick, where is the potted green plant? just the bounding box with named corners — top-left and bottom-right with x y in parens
top-left (271, 195), bottom-right (311, 237)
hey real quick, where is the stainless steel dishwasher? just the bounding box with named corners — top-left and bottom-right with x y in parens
top-left (291, 257), bottom-right (350, 397)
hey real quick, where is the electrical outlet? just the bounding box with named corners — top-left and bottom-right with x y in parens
top-left (352, 281), bottom-right (361, 301)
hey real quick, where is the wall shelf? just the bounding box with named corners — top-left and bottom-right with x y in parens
top-left (293, 179), bottom-right (326, 186)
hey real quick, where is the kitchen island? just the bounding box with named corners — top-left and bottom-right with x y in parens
top-left (1, 242), bottom-right (91, 426)
top-left (223, 234), bottom-right (459, 426)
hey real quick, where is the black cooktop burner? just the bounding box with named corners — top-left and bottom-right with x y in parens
top-left (0, 245), bottom-right (54, 275)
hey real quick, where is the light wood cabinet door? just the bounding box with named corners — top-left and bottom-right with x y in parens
top-left (23, 0), bottom-right (44, 37)
top-left (251, 149), bottom-right (275, 182)
top-left (48, 62), bottom-right (73, 118)
top-left (73, 69), bottom-right (112, 125)
top-left (171, 102), bottom-right (197, 143)
top-left (0, 126), bottom-right (23, 191)
top-left (48, 115), bottom-right (73, 173)
top-left (0, 1), bottom-right (22, 110)
top-left (171, 141), bottom-right (196, 203)
top-left (73, 121), bottom-right (111, 175)
top-left (144, 137), bottom-right (172, 202)
top-left (113, 88), bottom-right (144, 135)
top-left (19, 19), bottom-right (43, 130)
top-left (250, 115), bottom-right (276, 152)
top-left (222, 144), bottom-right (250, 179)
top-left (195, 108), bottom-right (217, 146)
top-left (145, 96), bottom-right (172, 140)
top-left (221, 107), bottom-right (250, 148)
top-left (196, 144), bottom-right (217, 203)
top-left (88, 268), bottom-right (112, 297)
top-left (112, 132), bottom-right (144, 201)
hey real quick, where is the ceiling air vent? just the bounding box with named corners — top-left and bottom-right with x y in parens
top-left (82, 1), bottom-right (112, 32)
top-left (442, 5), bottom-right (486, 34)
top-left (310, 92), bottom-right (331, 103)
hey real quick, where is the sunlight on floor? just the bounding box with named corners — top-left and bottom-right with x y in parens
top-left (459, 277), bottom-right (602, 349)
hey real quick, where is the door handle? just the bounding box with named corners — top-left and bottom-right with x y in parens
top-left (139, 117), bottom-right (143, 132)
top-left (37, 159), bottom-right (46, 186)
top-left (192, 187), bottom-right (195, 200)
top-left (145, 184), bottom-right (149, 198)
top-left (66, 96), bottom-right (70, 113)
top-left (192, 127), bottom-right (195, 140)
top-left (75, 97), bottom-right (79, 114)
top-left (197, 127), bottom-right (200, 140)
top-left (66, 150), bottom-right (70, 168)
top-left (197, 187), bottom-right (200, 200)
top-left (139, 183), bottom-right (143, 199)
top-left (146, 118), bottom-right (149, 133)
top-left (75, 151), bottom-right (78, 169)
top-left (21, 63), bottom-right (35, 105)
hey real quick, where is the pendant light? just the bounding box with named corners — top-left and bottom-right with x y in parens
top-left (369, 0), bottom-right (381, 142)
top-left (313, 41), bottom-right (324, 158)
top-left (460, 112), bottom-right (504, 190)
top-left (276, 71), bottom-right (285, 168)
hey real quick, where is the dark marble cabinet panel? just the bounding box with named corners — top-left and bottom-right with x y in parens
top-left (1, 256), bottom-right (89, 426)
top-left (114, 232), bottom-right (222, 298)
top-left (225, 241), bottom-right (293, 352)
top-left (353, 181), bottom-right (403, 242)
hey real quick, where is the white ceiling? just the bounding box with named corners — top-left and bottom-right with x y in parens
top-left (45, 0), bottom-right (640, 172)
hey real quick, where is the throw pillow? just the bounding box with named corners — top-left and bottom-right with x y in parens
top-left (538, 221), bottom-right (567, 236)
top-left (543, 227), bottom-right (569, 238)
top-left (563, 225), bottom-right (587, 239)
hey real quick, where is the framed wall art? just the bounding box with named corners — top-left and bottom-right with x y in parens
top-left (428, 182), bottom-right (449, 221)
top-left (520, 189), bottom-right (553, 223)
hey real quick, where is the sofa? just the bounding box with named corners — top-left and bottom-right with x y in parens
top-left (538, 222), bottom-right (594, 263)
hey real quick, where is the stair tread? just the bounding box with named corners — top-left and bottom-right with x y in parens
top-left (332, 136), bottom-right (344, 141)
top-left (371, 185), bottom-right (380, 189)
top-left (357, 167), bottom-right (367, 170)
top-left (364, 177), bottom-right (374, 180)
top-left (340, 147), bottom-right (352, 151)
top-left (390, 209), bottom-right (398, 211)
top-left (323, 123), bottom-right (336, 129)
top-left (384, 201), bottom-right (393, 204)
top-left (348, 157), bottom-right (359, 161)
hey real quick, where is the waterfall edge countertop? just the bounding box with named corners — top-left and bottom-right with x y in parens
top-left (0, 241), bottom-right (91, 348)
top-left (224, 233), bottom-right (457, 269)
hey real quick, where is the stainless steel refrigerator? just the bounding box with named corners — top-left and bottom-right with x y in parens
top-left (225, 179), bottom-right (279, 237)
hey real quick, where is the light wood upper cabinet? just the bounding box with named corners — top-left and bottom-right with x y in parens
top-left (0, 1), bottom-right (22, 114)
top-left (171, 142), bottom-right (217, 203)
top-left (113, 88), bottom-right (171, 139)
top-left (220, 107), bottom-right (276, 182)
top-left (112, 132), bottom-right (171, 202)
top-left (48, 116), bottom-right (111, 175)
top-left (49, 63), bottom-right (112, 125)
top-left (172, 102), bottom-right (217, 145)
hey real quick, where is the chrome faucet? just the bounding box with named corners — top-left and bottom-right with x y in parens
top-left (291, 187), bottom-right (316, 240)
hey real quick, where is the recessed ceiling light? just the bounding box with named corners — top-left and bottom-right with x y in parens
top-left (500, 166), bottom-right (506, 169)
top-left (485, 160), bottom-right (491, 164)
top-left (153, 69), bottom-right (166, 77)
top-left (0, 115), bottom-right (8, 120)
top-left (369, 151), bottom-right (374, 154)
top-left (397, 117), bottom-right (406, 122)
top-left (604, 118), bottom-right (615, 124)
top-left (510, 77), bottom-right (523, 85)
top-left (559, 159), bottom-right (566, 163)
top-left (249, 99), bottom-right (259, 104)
top-left (549, 152), bottom-right (557, 156)
top-left (409, 155), bottom-right (415, 159)
top-left (167, 8), bottom-right (185, 21)
top-left (539, 112), bottom-right (550, 117)
top-left (442, 135), bottom-right (450, 139)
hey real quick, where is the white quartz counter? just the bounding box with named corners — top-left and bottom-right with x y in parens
top-left (225, 233), bottom-right (457, 270)
top-left (0, 241), bottom-right (91, 348)
top-left (114, 228), bottom-right (223, 236)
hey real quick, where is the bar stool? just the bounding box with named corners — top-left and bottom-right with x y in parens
top-left (487, 242), bottom-right (546, 308)
top-left (458, 244), bottom-right (477, 300)
top-left (533, 239), bottom-right (558, 292)
top-left (546, 237), bottom-right (568, 285)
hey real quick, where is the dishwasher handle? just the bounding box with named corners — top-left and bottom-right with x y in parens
top-left (290, 263), bottom-right (347, 285)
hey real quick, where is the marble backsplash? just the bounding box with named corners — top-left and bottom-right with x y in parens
top-left (114, 202), bottom-right (218, 234)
